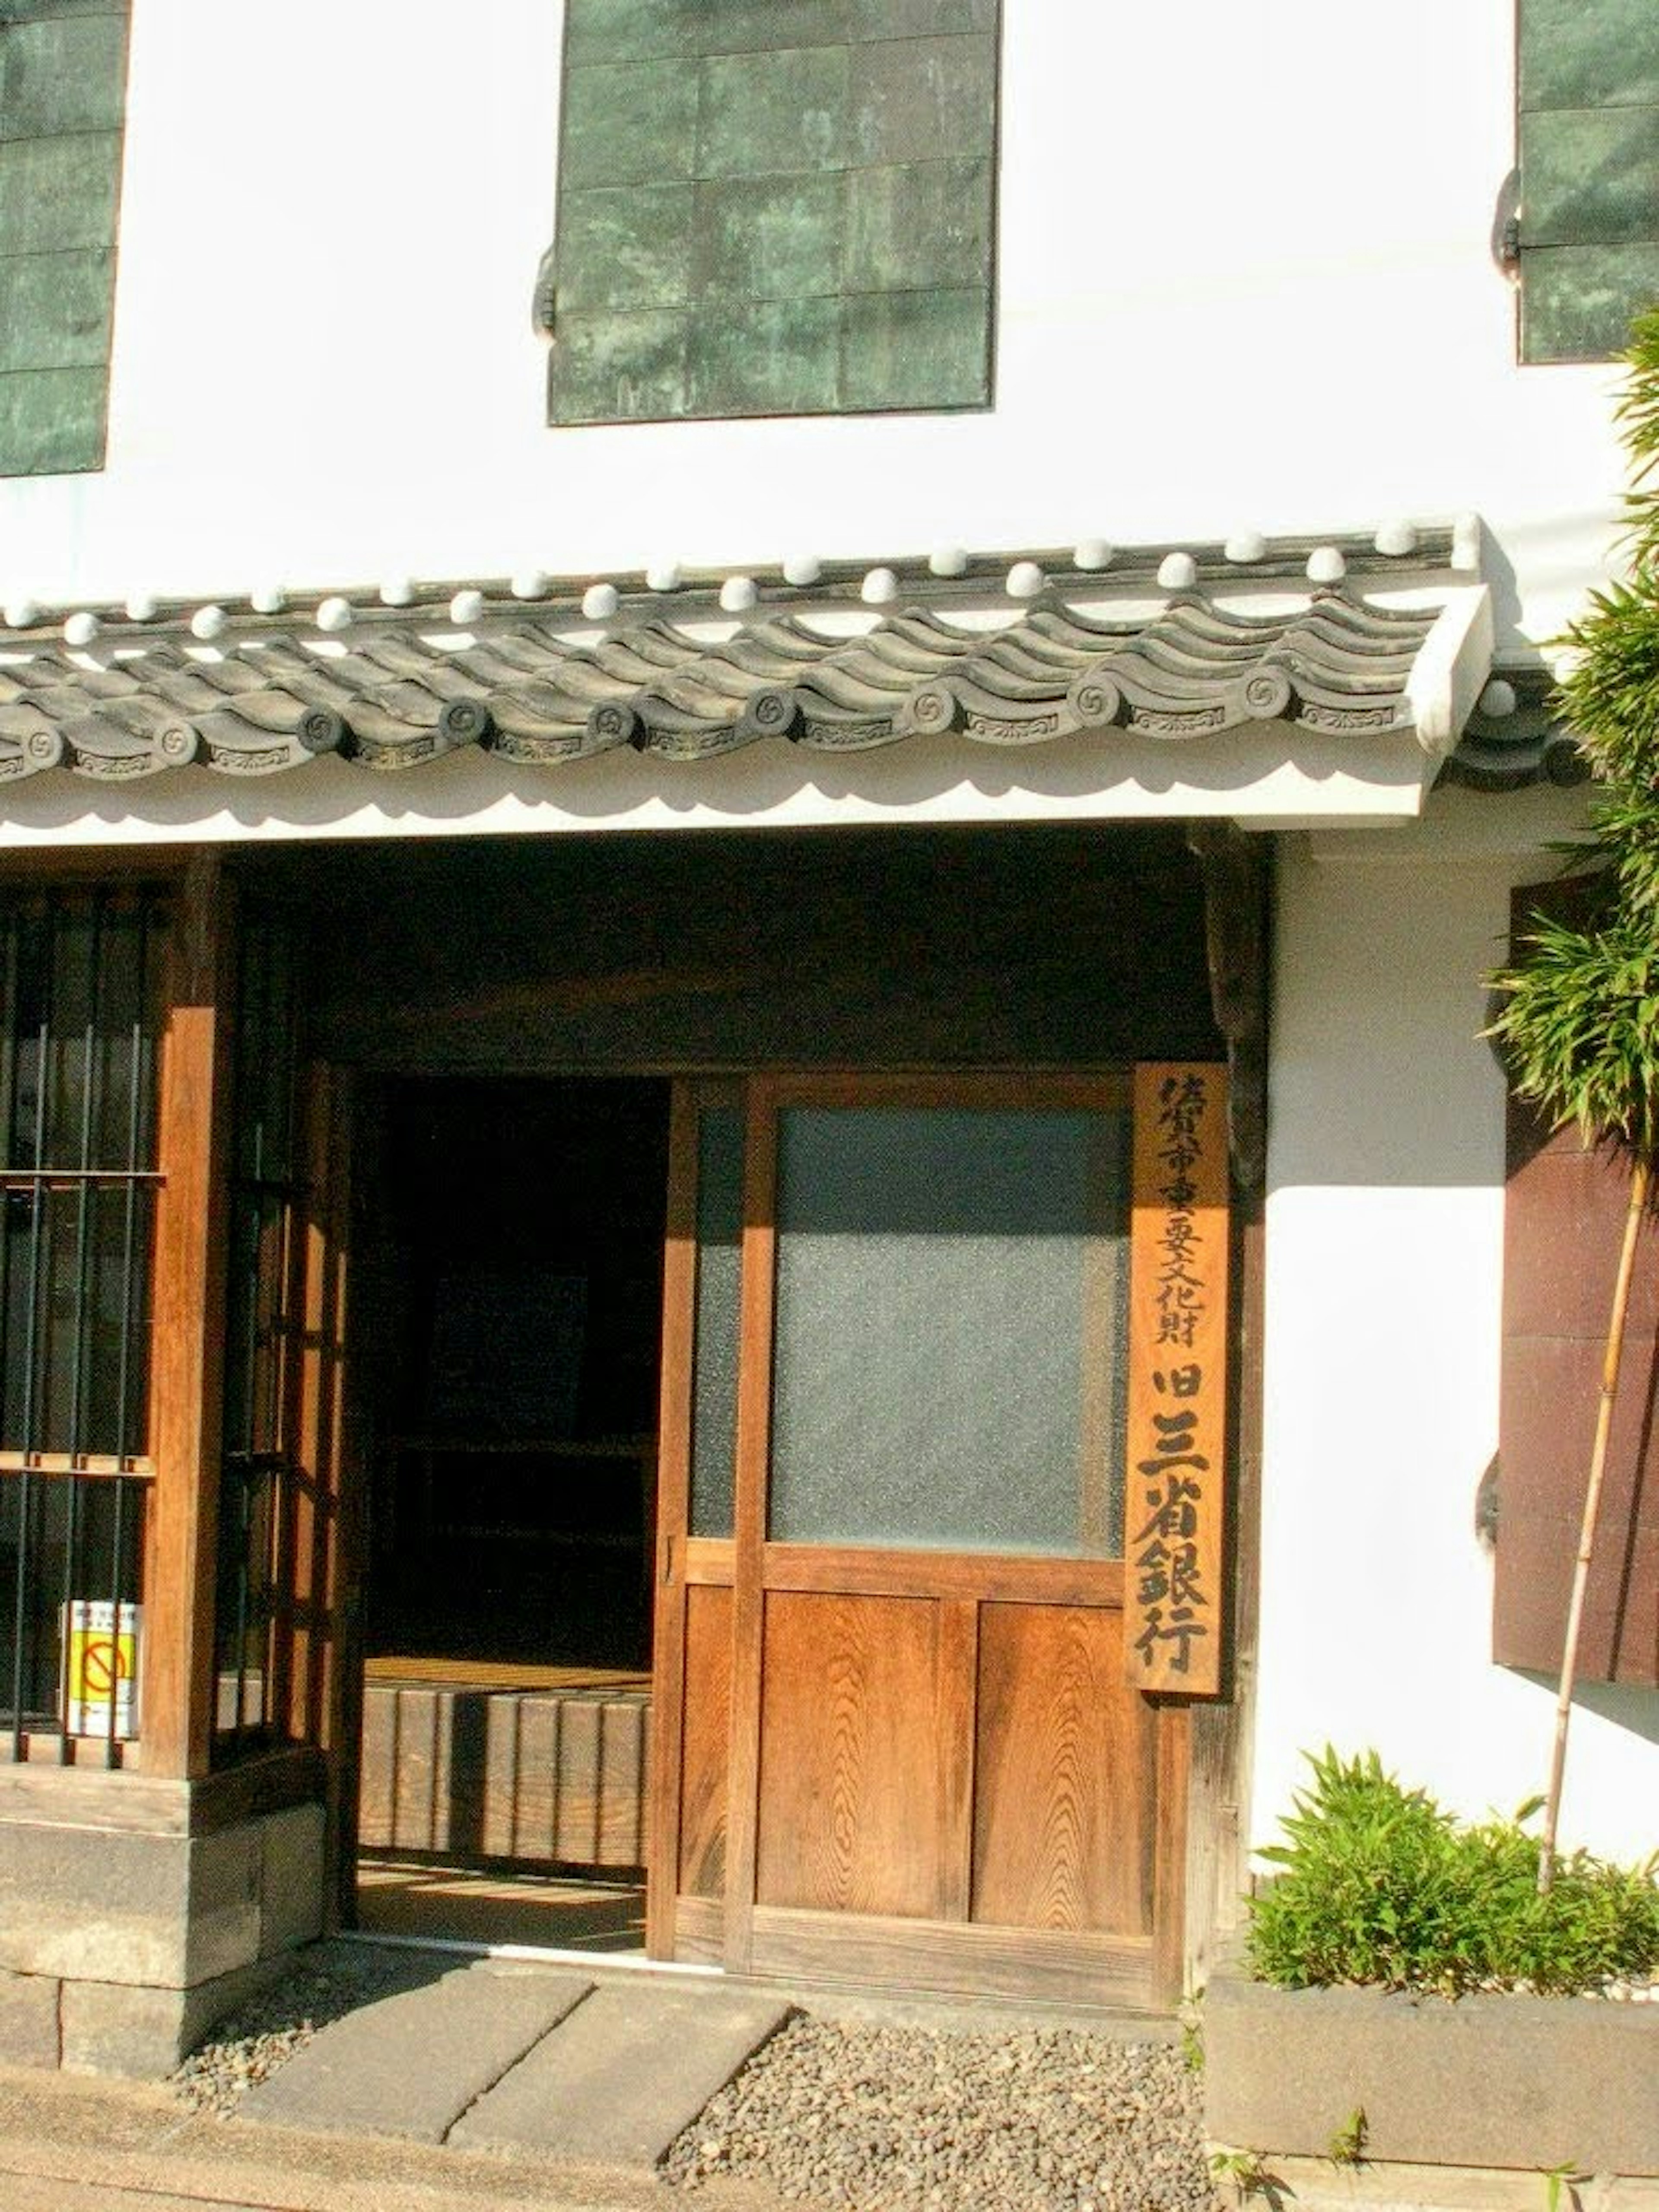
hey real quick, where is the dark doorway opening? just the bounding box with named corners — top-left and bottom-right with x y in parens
top-left (354, 1075), bottom-right (670, 1952)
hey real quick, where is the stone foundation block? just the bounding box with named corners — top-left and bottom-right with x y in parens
top-left (60, 1951), bottom-right (290, 2079)
top-left (0, 1967), bottom-right (59, 2067)
top-left (1205, 1970), bottom-right (1659, 2177)
top-left (0, 1767), bottom-right (332, 2077)
top-left (0, 1821), bottom-right (261, 1989)
top-left (259, 1802), bottom-right (325, 1959)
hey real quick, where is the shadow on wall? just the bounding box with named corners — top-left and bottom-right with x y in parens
top-left (1530, 1676), bottom-right (1659, 1748)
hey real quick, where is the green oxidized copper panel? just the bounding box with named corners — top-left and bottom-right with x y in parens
top-left (1518, 0), bottom-right (1659, 362)
top-left (559, 57), bottom-right (696, 189)
top-left (550, 0), bottom-right (997, 423)
top-left (689, 296), bottom-right (842, 416)
top-left (0, 135), bottom-right (120, 256)
top-left (0, 3), bottom-right (127, 476)
top-left (845, 158), bottom-right (993, 292)
top-left (696, 45), bottom-right (853, 180)
top-left (567, 0), bottom-right (852, 64)
top-left (0, 250), bottom-right (114, 374)
top-left (0, 10), bottom-right (126, 138)
top-left (1521, 242), bottom-right (1659, 364)
top-left (841, 286), bottom-right (991, 412)
top-left (693, 175), bottom-right (845, 302)
top-left (853, 0), bottom-right (997, 34)
top-left (0, 366), bottom-right (108, 477)
top-left (555, 184), bottom-right (694, 313)
top-left (550, 308), bottom-right (692, 423)
top-left (850, 34), bottom-right (997, 165)
top-left (1519, 0), bottom-right (1659, 112)
top-left (1522, 108), bottom-right (1659, 248)
top-left (696, 1), bottom-right (854, 58)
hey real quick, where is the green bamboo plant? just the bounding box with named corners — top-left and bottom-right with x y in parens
top-left (1487, 305), bottom-right (1659, 1892)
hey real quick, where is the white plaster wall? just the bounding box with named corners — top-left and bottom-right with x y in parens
top-left (1255, 789), bottom-right (1659, 1866)
top-left (0, 0), bottom-right (1628, 651)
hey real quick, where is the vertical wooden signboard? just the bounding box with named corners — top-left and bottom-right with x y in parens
top-left (1126, 1064), bottom-right (1230, 1694)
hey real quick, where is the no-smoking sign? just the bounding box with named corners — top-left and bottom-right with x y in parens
top-left (63, 1601), bottom-right (141, 1739)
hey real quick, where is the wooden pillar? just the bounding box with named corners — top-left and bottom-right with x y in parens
top-left (141, 852), bottom-right (236, 1778)
top-left (1182, 823), bottom-right (1272, 1990)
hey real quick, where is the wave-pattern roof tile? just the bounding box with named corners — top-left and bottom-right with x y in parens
top-left (0, 530), bottom-right (1559, 789)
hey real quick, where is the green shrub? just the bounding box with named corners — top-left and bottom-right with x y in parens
top-left (1244, 1749), bottom-right (1659, 1997)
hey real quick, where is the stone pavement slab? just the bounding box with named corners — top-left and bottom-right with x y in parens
top-left (239, 1958), bottom-right (592, 2144)
top-left (450, 1982), bottom-right (793, 2164)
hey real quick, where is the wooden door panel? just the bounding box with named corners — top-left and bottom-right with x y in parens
top-left (652, 1073), bottom-right (1205, 2003)
top-left (972, 1602), bottom-right (1157, 1936)
top-left (678, 1585), bottom-right (731, 1898)
top-left (745, 1907), bottom-right (1155, 2009)
top-left (756, 1591), bottom-right (945, 1918)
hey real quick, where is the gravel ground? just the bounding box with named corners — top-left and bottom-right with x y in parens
top-left (172, 1942), bottom-right (1215, 2209)
top-left (661, 2017), bottom-right (1215, 2212)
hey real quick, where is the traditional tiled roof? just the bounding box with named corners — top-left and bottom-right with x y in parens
top-left (0, 527), bottom-right (1532, 789)
top-left (1438, 665), bottom-right (1588, 790)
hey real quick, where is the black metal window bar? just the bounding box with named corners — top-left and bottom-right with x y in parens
top-left (214, 906), bottom-right (304, 1761)
top-left (0, 890), bottom-right (166, 1764)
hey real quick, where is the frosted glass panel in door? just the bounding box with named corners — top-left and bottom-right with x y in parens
top-left (768, 1108), bottom-right (1127, 1553)
top-left (689, 1106), bottom-right (743, 1538)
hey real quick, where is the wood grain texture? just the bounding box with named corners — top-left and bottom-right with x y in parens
top-left (357, 1682), bottom-right (650, 1869)
top-left (934, 1599), bottom-right (978, 1923)
top-left (683, 1538), bottom-right (736, 1585)
top-left (1125, 1063), bottom-right (1230, 1694)
top-left (292, 1062), bottom-right (352, 1756)
top-left (972, 1603), bottom-right (1157, 1936)
top-left (0, 1745), bottom-right (322, 1834)
top-left (671, 1892), bottom-right (724, 1965)
top-left (721, 1093), bottom-right (776, 1970)
top-left (677, 1584), bottom-right (731, 1900)
top-left (143, 853), bottom-right (235, 1777)
top-left (763, 1545), bottom-right (1121, 1606)
top-left (747, 1904), bottom-right (1157, 2010)
top-left (755, 1591), bottom-right (943, 1919)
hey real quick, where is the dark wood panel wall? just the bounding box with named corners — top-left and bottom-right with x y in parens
top-left (281, 824), bottom-right (1223, 1074)
top-left (1497, 880), bottom-right (1659, 1686)
top-left (1498, 1109), bottom-right (1659, 1684)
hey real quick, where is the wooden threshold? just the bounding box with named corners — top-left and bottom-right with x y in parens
top-left (671, 1896), bottom-right (1161, 2009)
top-left (749, 1907), bottom-right (1158, 2010)
top-left (364, 1656), bottom-right (651, 1695)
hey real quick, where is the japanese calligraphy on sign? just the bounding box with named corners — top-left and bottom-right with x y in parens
top-left (1124, 1063), bottom-right (1229, 1694)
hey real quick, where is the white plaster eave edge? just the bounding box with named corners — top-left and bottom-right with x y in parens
top-left (1406, 584), bottom-right (1495, 759)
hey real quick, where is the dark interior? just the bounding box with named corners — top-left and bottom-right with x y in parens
top-left (362, 1076), bottom-right (670, 1672)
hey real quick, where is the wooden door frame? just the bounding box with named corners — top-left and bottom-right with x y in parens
top-left (648, 1069), bottom-right (1196, 2006)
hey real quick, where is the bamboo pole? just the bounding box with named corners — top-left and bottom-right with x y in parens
top-left (1538, 1150), bottom-right (1650, 1893)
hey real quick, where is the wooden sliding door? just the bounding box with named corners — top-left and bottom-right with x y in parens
top-left (649, 1074), bottom-right (1201, 2009)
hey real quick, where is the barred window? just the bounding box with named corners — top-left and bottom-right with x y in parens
top-left (0, 888), bottom-right (165, 1750)
top-left (214, 904), bottom-right (305, 1755)
top-left (0, 890), bottom-right (164, 1462)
